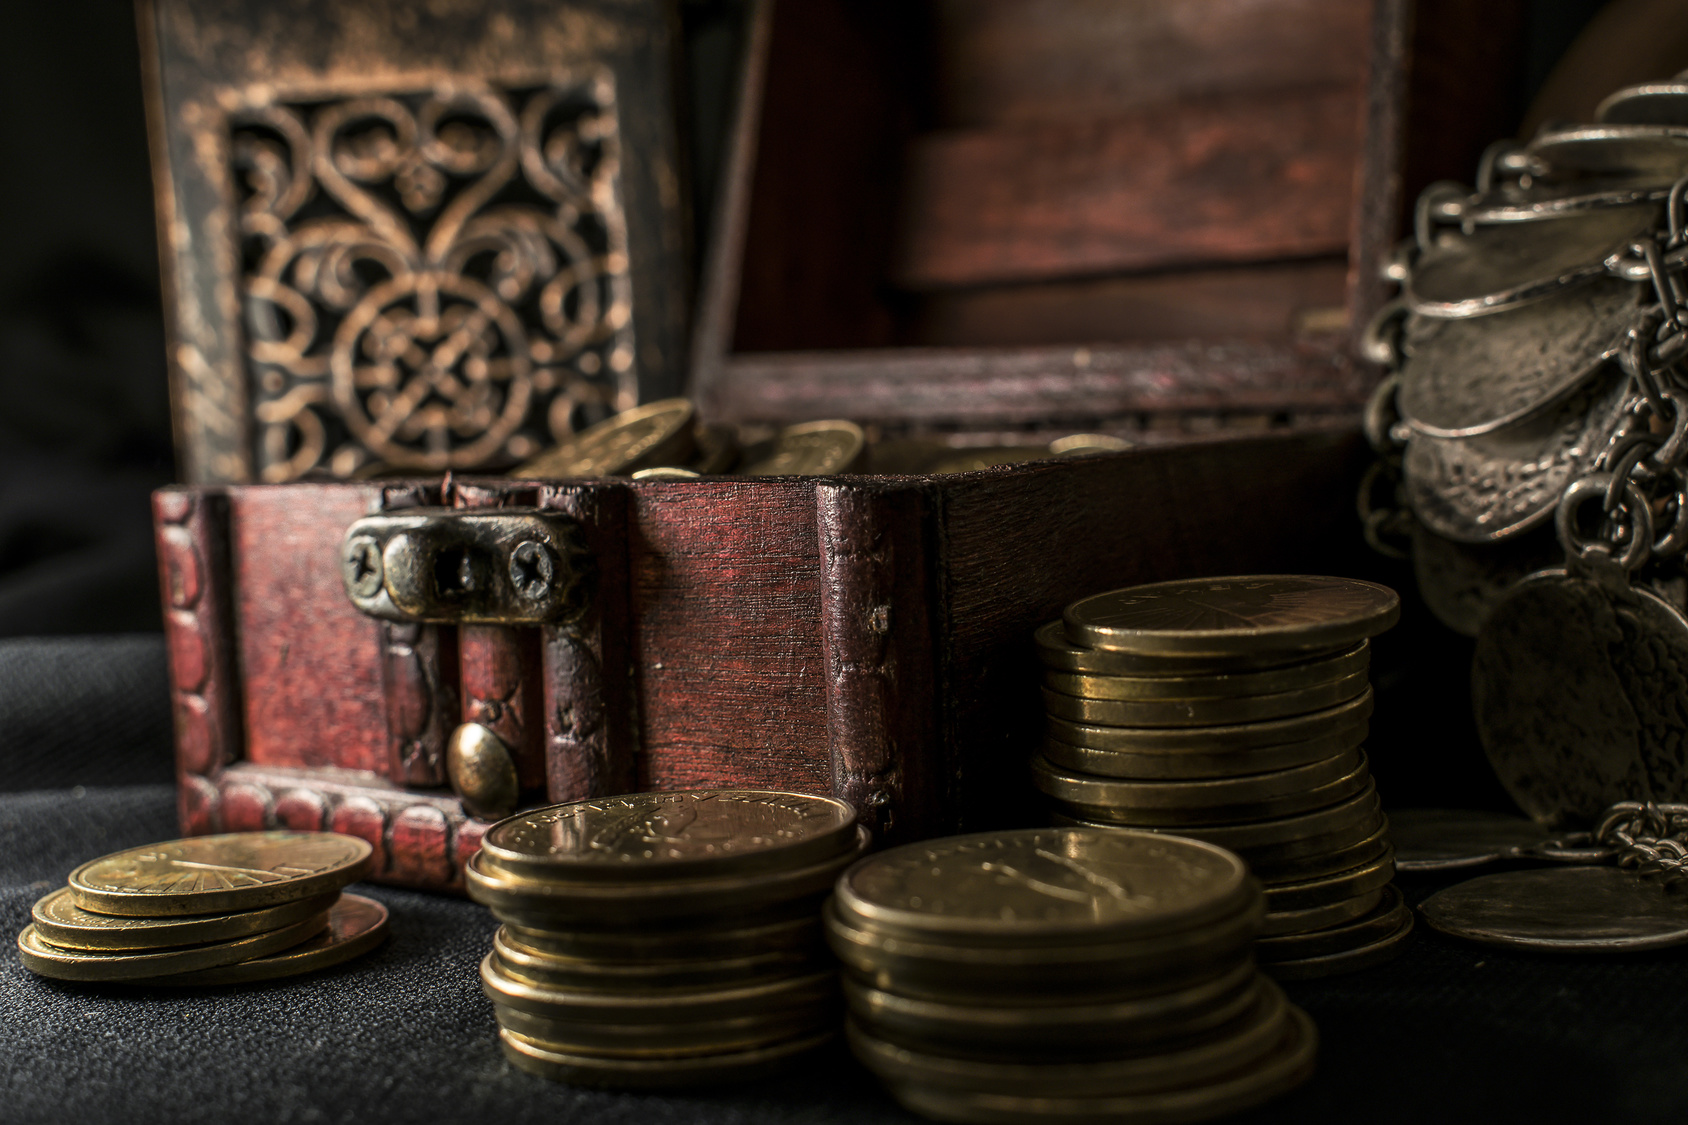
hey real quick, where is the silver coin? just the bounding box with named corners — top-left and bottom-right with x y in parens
top-left (1388, 808), bottom-right (1547, 873)
top-left (1398, 277), bottom-right (1643, 437)
top-left (1528, 125), bottom-right (1688, 178)
top-left (1407, 204), bottom-right (1658, 317)
top-left (1420, 865), bottom-right (1688, 951)
top-left (1410, 523), bottom-right (1556, 638)
top-left (1402, 369), bottom-right (1631, 544)
top-left (1474, 569), bottom-right (1688, 825)
top-left (1597, 83), bottom-right (1688, 126)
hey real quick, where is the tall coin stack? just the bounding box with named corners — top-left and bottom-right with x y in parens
top-left (467, 789), bottom-right (869, 1087)
top-left (1032, 575), bottom-right (1413, 978)
top-left (829, 827), bottom-right (1317, 1124)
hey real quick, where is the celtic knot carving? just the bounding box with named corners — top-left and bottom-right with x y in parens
top-left (231, 74), bottom-right (635, 481)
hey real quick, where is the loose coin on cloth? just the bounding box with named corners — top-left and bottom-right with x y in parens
top-left (17, 912), bottom-right (329, 982)
top-left (1388, 808), bottom-right (1549, 873)
top-left (30, 887), bottom-right (337, 951)
top-left (141, 894), bottom-right (390, 986)
top-left (67, 831), bottom-right (372, 917)
top-left (1420, 866), bottom-right (1688, 952)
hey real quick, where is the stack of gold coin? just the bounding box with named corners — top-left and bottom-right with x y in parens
top-left (17, 831), bottom-right (385, 985)
top-left (1032, 575), bottom-right (1414, 979)
top-left (467, 789), bottom-right (870, 1087)
top-left (829, 827), bottom-right (1316, 1123)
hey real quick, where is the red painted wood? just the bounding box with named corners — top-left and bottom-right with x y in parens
top-left (229, 484), bottom-right (391, 776)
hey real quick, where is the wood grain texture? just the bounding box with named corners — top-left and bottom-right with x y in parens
top-left (893, 86), bottom-right (1362, 289)
top-left (230, 483), bottom-right (391, 775)
top-left (816, 481), bottom-right (947, 842)
top-left (627, 479), bottom-right (830, 793)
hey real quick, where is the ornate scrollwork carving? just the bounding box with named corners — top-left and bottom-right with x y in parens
top-left (230, 74), bottom-right (636, 481)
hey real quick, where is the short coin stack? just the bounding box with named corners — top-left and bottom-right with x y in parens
top-left (18, 831), bottom-right (386, 985)
top-left (1032, 575), bottom-right (1414, 978)
top-left (467, 789), bottom-right (869, 1087)
top-left (829, 827), bottom-right (1316, 1124)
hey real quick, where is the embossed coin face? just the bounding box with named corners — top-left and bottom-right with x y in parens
top-left (836, 828), bottom-right (1253, 944)
top-left (479, 790), bottom-right (859, 882)
top-left (1407, 204), bottom-right (1658, 317)
top-left (513, 398), bottom-right (695, 478)
top-left (1421, 866), bottom-right (1688, 951)
top-left (68, 832), bottom-right (372, 917)
top-left (1398, 277), bottom-right (1643, 437)
top-left (738, 420), bottom-right (866, 475)
top-left (1064, 576), bottom-right (1398, 658)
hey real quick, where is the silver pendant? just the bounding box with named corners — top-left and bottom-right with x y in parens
top-left (1398, 277), bottom-right (1643, 437)
top-left (1597, 81), bottom-right (1688, 126)
top-left (1402, 370), bottom-right (1631, 544)
top-left (1410, 523), bottom-right (1556, 637)
top-left (1457, 178), bottom-right (1673, 225)
top-left (1527, 124), bottom-right (1688, 178)
top-left (1420, 865), bottom-right (1688, 952)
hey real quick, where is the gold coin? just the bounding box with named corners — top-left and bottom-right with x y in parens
top-left (492, 926), bottom-right (820, 991)
top-left (840, 957), bottom-right (1258, 1060)
top-left (1046, 689), bottom-right (1373, 753)
top-left (1044, 643), bottom-right (1368, 701)
top-left (1262, 848), bottom-right (1396, 913)
top-left (1031, 749), bottom-right (1364, 815)
top-left (629, 466), bottom-right (700, 480)
top-left (1261, 886), bottom-right (1386, 937)
top-left (880, 1006), bottom-right (1316, 1125)
top-left (1041, 668), bottom-right (1369, 727)
top-left (1040, 724), bottom-right (1365, 781)
top-left (1258, 886), bottom-right (1409, 960)
top-left (30, 887), bottom-right (337, 951)
top-left (1035, 621), bottom-right (1349, 677)
top-left (834, 827), bottom-right (1256, 948)
top-left (142, 894), bottom-right (388, 985)
top-left (466, 827), bottom-right (867, 926)
top-left (1064, 575), bottom-right (1399, 657)
top-left (477, 789), bottom-right (860, 884)
top-left (17, 911), bottom-right (328, 982)
top-left (1043, 756), bottom-right (1373, 829)
top-left (480, 953), bottom-right (838, 1022)
top-left (68, 832), bottom-right (372, 917)
top-left (737, 420), bottom-right (865, 475)
top-left (498, 1026), bottom-right (833, 1088)
top-left (846, 981), bottom-right (1290, 1098)
top-left (495, 1001), bottom-right (832, 1058)
top-left (503, 911), bottom-right (822, 962)
top-left (513, 398), bottom-right (695, 478)
top-left (824, 897), bottom-right (1262, 1002)
top-left (1261, 910), bottom-right (1414, 980)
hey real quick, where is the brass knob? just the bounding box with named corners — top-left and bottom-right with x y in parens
top-left (447, 722), bottom-right (519, 821)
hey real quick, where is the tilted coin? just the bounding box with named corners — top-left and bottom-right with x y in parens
top-left (495, 1001), bottom-right (829, 1058)
top-left (737, 420), bottom-right (865, 475)
top-left (30, 887), bottom-right (337, 951)
top-left (1261, 911), bottom-right (1413, 980)
top-left (498, 1026), bottom-right (832, 1088)
top-left (1528, 125), bottom-right (1688, 178)
top-left (68, 832), bottom-right (372, 917)
top-left (1474, 569), bottom-right (1688, 825)
top-left (1064, 576), bottom-right (1399, 658)
top-left (1032, 749), bottom-right (1365, 818)
top-left (1420, 865), bottom-right (1688, 952)
top-left (143, 894), bottom-right (388, 985)
top-left (1597, 82), bottom-right (1688, 126)
top-left (481, 953), bottom-right (838, 1022)
top-left (1259, 885), bottom-right (1386, 937)
top-left (840, 958), bottom-right (1258, 1060)
top-left (1257, 886), bottom-right (1410, 961)
top-left (846, 982), bottom-right (1290, 1098)
top-left (477, 789), bottom-right (860, 884)
top-left (17, 911), bottom-right (328, 982)
top-left (1040, 722), bottom-right (1365, 781)
top-left (1034, 621), bottom-right (1349, 677)
top-left (1045, 689), bottom-right (1373, 755)
top-left (1044, 643), bottom-right (1368, 701)
top-left (1045, 756), bottom-right (1373, 829)
top-left (1388, 808), bottom-right (1548, 873)
top-left (493, 927), bottom-right (816, 991)
top-left (629, 466), bottom-right (700, 481)
top-left (512, 398), bottom-right (695, 478)
top-left (503, 911), bottom-right (822, 962)
top-left (1406, 203), bottom-right (1658, 317)
top-left (1040, 668), bottom-right (1369, 728)
top-left (1397, 277), bottom-right (1643, 438)
top-left (1262, 848), bottom-right (1396, 913)
top-left (833, 828), bottom-right (1256, 947)
top-left (1402, 369), bottom-right (1632, 544)
top-left (880, 1007), bottom-right (1316, 1125)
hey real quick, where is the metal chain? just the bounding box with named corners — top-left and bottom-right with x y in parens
top-left (1595, 801), bottom-right (1688, 887)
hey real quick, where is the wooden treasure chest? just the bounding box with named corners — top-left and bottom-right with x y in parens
top-left (147, 0), bottom-right (1514, 890)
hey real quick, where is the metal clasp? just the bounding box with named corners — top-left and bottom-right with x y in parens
top-left (341, 508), bottom-right (589, 624)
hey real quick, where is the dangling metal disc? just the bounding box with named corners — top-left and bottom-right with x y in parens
top-left (1420, 865), bottom-right (1688, 952)
top-left (1398, 277), bottom-right (1643, 437)
top-left (1596, 83), bottom-right (1688, 127)
top-left (1527, 125), bottom-right (1688, 178)
top-left (1473, 568), bottom-right (1688, 825)
top-left (1402, 369), bottom-right (1631, 544)
top-left (1407, 204), bottom-right (1659, 318)
top-left (1410, 523), bottom-right (1557, 638)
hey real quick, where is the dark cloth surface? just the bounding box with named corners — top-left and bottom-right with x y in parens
top-left (6, 639), bottom-right (1688, 1124)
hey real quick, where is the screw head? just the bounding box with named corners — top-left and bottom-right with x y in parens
top-left (343, 535), bottom-right (384, 599)
top-left (509, 540), bottom-right (555, 600)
